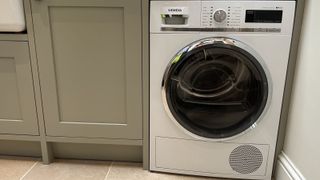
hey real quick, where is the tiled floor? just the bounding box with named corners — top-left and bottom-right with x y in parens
top-left (0, 156), bottom-right (221, 180)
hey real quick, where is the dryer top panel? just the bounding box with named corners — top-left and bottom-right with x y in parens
top-left (150, 1), bottom-right (296, 34)
top-left (150, 0), bottom-right (296, 1)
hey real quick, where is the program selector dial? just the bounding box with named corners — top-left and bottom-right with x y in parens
top-left (213, 9), bottom-right (227, 23)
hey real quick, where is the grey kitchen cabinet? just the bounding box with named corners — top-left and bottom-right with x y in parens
top-left (30, 0), bottom-right (143, 139)
top-left (0, 41), bottom-right (39, 135)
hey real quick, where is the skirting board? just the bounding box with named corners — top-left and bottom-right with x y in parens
top-left (275, 152), bottom-right (306, 180)
top-left (0, 140), bottom-right (142, 163)
top-left (0, 140), bottom-right (41, 157)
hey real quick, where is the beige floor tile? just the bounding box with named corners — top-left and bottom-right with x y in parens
top-left (0, 156), bottom-right (38, 180)
top-left (106, 162), bottom-right (223, 180)
top-left (22, 159), bottom-right (111, 180)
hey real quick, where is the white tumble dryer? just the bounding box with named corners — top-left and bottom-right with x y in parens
top-left (149, 0), bottom-right (295, 179)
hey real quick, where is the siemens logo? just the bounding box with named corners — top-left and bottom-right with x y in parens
top-left (168, 9), bottom-right (183, 12)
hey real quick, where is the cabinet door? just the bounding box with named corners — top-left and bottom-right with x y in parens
top-left (0, 42), bottom-right (38, 135)
top-left (31, 0), bottom-right (142, 139)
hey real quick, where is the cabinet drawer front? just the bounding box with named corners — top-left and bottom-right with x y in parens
top-left (0, 42), bottom-right (38, 135)
top-left (31, 0), bottom-right (142, 139)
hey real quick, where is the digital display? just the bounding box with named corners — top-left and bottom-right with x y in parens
top-left (245, 10), bottom-right (283, 23)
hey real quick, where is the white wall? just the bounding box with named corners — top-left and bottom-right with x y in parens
top-left (276, 0), bottom-right (320, 179)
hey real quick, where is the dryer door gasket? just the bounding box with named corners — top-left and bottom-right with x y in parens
top-left (162, 37), bottom-right (269, 139)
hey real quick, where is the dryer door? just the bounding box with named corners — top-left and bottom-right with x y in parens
top-left (162, 38), bottom-right (269, 139)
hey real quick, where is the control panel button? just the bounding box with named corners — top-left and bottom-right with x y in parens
top-left (214, 9), bottom-right (227, 23)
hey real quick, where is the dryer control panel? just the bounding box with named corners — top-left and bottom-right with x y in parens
top-left (150, 1), bottom-right (296, 34)
top-left (200, 1), bottom-right (288, 32)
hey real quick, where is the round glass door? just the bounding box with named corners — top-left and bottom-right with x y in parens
top-left (162, 38), bottom-right (269, 139)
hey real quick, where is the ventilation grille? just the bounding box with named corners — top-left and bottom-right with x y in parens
top-left (229, 145), bottom-right (263, 174)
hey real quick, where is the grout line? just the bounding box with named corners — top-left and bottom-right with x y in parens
top-left (104, 161), bottom-right (114, 180)
top-left (20, 161), bottom-right (39, 180)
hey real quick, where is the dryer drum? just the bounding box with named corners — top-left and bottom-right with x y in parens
top-left (163, 38), bottom-right (269, 139)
